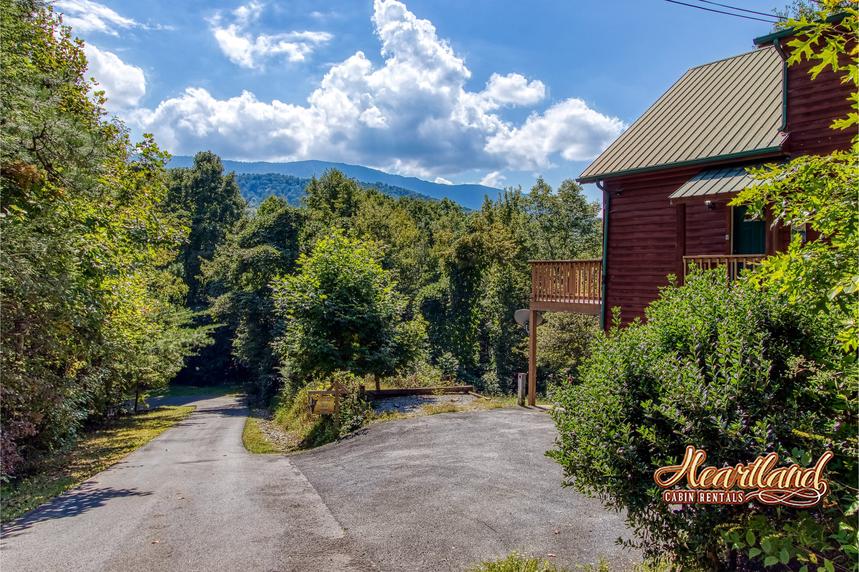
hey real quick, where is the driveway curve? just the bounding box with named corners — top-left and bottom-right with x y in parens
top-left (1, 395), bottom-right (638, 571)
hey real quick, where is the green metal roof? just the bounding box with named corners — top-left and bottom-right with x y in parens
top-left (579, 46), bottom-right (786, 183)
top-left (668, 165), bottom-right (761, 200)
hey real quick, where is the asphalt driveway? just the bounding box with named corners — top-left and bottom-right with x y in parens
top-left (1, 395), bottom-right (638, 571)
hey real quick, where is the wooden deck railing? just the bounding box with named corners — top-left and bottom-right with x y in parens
top-left (684, 254), bottom-right (765, 281)
top-left (530, 259), bottom-right (602, 306)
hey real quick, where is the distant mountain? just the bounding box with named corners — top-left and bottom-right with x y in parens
top-left (168, 156), bottom-right (500, 209)
top-left (233, 172), bottom-right (431, 207)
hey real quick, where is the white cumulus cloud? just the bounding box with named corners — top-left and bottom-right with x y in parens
top-left (84, 44), bottom-right (146, 109)
top-left (481, 73), bottom-right (546, 107)
top-left (55, 0), bottom-right (138, 35)
top-left (480, 171), bottom-right (506, 188)
top-left (210, 1), bottom-right (333, 69)
top-left (486, 98), bottom-right (626, 169)
top-left (134, 0), bottom-right (624, 178)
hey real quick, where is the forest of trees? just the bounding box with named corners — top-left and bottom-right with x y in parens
top-left (235, 173), bottom-right (429, 207)
top-left (0, 0), bottom-right (600, 476)
top-left (176, 154), bottom-right (601, 402)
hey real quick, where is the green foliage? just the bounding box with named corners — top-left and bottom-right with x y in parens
top-left (779, 2), bottom-right (858, 133)
top-left (527, 178), bottom-right (602, 259)
top-left (166, 151), bottom-right (246, 308)
top-left (736, 151), bottom-right (858, 351)
top-left (549, 272), bottom-right (856, 569)
top-left (272, 371), bottom-right (371, 448)
top-left (204, 196), bottom-right (303, 401)
top-left (234, 172), bottom-right (428, 207)
top-left (163, 151), bottom-right (246, 387)
top-left (273, 232), bottom-right (426, 392)
top-left (469, 552), bottom-right (576, 572)
top-left (0, 0), bottom-right (206, 475)
top-left (537, 313), bottom-right (600, 386)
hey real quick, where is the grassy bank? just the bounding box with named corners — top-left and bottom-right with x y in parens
top-left (242, 414), bottom-right (284, 454)
top-left (1, 405), bottom-right (194, 522)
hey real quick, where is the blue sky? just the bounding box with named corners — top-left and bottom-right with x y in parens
top-left (57, 0), bottom-right (782, 200)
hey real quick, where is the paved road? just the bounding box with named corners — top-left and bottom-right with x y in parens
top-left (1, 395), bottom-right (638, 571)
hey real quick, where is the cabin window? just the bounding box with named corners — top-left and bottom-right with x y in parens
top-left (731, 205), bottom-right (766, 255)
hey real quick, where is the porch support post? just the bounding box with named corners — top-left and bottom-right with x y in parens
top-left (528, 308), bottom-right (537, 406)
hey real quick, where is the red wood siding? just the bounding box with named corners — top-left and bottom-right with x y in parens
top-left (783, 45), bottom-right (854, 155)
top-left (604, 169), bottom-right (695, 324)
top-left (600, 37), bottom-right (852, 328)
top-left (685, 199), bottom-right (729, 256)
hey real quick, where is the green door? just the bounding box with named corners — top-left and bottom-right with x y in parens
top-left (732, 206), bottom-right (766, 254)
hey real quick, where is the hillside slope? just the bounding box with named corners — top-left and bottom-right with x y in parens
top-left (233, 173), bottom-right (432, 207)
top-left (168, 156), bottom-right (499, 209)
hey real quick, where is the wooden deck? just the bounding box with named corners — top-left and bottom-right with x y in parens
top-left (530, 259), bottom-right (602, 316)
top-left (527, 259), bottom-right (603, 405)
top-left (684, 254), bottom-right (765, 281)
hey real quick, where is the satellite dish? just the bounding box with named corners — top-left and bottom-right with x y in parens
top-left (514, 309), bottom-right (543, 334)
top-left (514, 309), bottom-right (529, 325)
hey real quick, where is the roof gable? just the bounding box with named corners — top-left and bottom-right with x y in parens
top-left (579, 46), bottom-right (786, 183)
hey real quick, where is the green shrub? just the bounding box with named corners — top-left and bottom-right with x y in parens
top-left (273, 371), bottom-right (372, 448)
top-left (384, 361), bottom-right (448, 388)
top-left (435, 351), bottom-right (461, 382)
top-left (537, 312), bottom-right (599, 385)
top-left (272, 231), bottom-right (425, 396)
top-left (467, 552), bottom-right (574, 572)
top-left (478, 370), bottom-right (502, 395)
top-left (549, 271), bottom-right (856, 569)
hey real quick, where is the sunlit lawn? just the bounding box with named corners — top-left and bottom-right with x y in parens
top-left (1, 405), bottom-right (194, 522)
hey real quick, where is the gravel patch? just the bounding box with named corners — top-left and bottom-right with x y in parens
top-left (371, 393), bottom-right (477, 414)
top-left (249, 408), bottom-right (298, 451)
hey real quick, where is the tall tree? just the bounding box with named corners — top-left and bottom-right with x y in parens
top-left (204, 196), bottom-right (303, 400)
top-left (0, 0), bottom-right (204, 475)
top-left (166, 151), bottom-right (245, 308)
top-left (273, 232), bottom-right (425, 395)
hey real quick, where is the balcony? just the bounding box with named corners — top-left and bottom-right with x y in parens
top-left (530, 259), bottom-right (602, 316)
top-left (683, 254), bottom-right (765, 281)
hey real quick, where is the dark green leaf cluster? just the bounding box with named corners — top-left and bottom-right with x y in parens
top-left (272, 231), bottom-right (425, 395)
top-left (234, 172), bottom-right (426, 207)
top-left (0, 0), bottom-right (209, 475)
top-left (203, 196), bottom-right (304, 400)
top-left (549, 272), bottom-right (857, 569)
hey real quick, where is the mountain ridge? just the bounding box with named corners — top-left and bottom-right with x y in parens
top-left (168, 156), bottom-right (500, 209)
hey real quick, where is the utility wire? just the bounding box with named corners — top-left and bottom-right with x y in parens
top-left (697, 0), bottom-right (787, 20)
top-left (662, 0), bottom-right (781, 23)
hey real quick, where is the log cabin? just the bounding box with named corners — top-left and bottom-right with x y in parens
top-left (525, 25), bottom-right (854, 405)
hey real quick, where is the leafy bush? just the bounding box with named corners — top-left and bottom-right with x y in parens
top-left (273, 371), bottom-right (372, 447)
top-left (549, 271), bottom-right (856, 569)
top-left (0, 1), bottom-right (206, 475)
top-left (478, 370), bottom-right (502, 395)
top-left (467, 552), bottom-right (576, 572)
top-left (384, 361), bottom-right (448, 388)
top-left (537, 312), bottom-right (599, 385)
top-left (272, 231), bottom-right (426, 395)
top-left (435, 352), bottom-right (461, 381)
